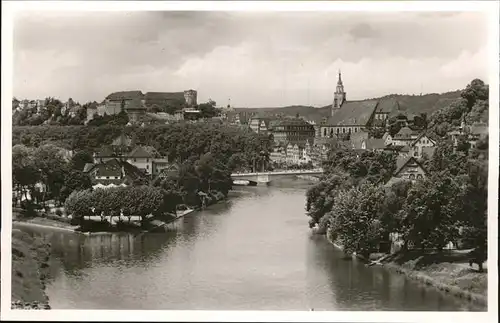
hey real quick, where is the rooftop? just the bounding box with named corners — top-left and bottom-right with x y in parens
top-left (106, 91), bottom-right (144, 101)
top-left (326, 100), bottom-right (379, 126)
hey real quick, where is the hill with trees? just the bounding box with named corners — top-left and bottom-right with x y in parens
top-left (234, 90), bottom-right (463, 122)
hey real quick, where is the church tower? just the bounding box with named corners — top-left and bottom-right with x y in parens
top-left (332, 70), bottom-right (346, 116)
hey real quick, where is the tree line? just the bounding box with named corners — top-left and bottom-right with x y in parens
top-left (306, 79), bottom-right (489, 261)
top-left (12, 122), bottom-right (271, 173)
top-left (12, 122), bottom-right (271, 229)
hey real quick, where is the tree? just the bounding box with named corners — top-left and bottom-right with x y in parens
top-left (401, 174), bottom-right (464, 251)
top-left (33, 144), bottom-right (68, 205)
top-left (12, 145), bottom-right (40, 205)
top-left (59, 170), bottom-right (92, 205)
top-left (198, 100), bottom-right (219, 119)
top-left (328, 183), bottom-right (385, 258)
top-left (65, 189), bottom-right (94, 223)
top-left (461, 79), bottom-right (488, 111)
top-left (70, 150), bottom-right (94, 170)
top-left (387, 114), bottom-right (407, 136)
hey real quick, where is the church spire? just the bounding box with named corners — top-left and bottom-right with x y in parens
top-left (332, 69), bottom-right (346, 115)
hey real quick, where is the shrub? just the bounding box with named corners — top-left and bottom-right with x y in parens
top-left (55, 209), bottom-right (63, 217)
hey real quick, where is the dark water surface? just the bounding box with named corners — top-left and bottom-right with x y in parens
top-left (24, 185), bottom-right (482, 310)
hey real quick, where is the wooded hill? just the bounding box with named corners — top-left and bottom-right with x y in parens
top-left (234, 90), bottom-right (462, 122)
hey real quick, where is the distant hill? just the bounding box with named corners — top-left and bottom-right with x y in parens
top-left (234, 90), bottom-right (462, 122)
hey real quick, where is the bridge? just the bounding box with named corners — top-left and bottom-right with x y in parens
top-left (231, 168), bottom-right (324, 185)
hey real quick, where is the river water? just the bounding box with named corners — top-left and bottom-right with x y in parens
top-left (24, 182), bottom-right (482, 310)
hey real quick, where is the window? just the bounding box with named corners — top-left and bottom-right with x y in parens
top-left (355, 128), bottom-right (358, 133)
top-left (417, 174), bottom-right (423, 179)
top-left (106, 176), bottom-right (109, 179)
top-left (409, 174), bottom-right (416, 180)
top-left (146, 165), bottom-right (149, 169)
top-left (133, 158), bottom-right (136, 162)
top-left (342, 128), bottom-right (345, 133)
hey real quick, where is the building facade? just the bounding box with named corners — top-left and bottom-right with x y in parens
top-left (271, 118), bottom-right (315, 146)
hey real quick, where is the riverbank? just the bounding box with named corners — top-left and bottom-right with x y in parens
top-left (325, 230), bottom-right (487, 308)
top-left (11, 229), bottom-right (52, 310)
top-left (380, 251), bottom-right (488, 308)
top-left (13, 217), bottom-right (81, 233)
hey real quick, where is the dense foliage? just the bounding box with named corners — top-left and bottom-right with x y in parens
top-left (12, 144), bottom-right (92, 208)
top-left (65, 186), bottom-right (166, 226)
top-left (306, 79), bottom-right (489, 259)
top-left (12, 122), bottom-right (271, 172)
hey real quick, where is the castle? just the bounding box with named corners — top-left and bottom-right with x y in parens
top-left (86, 89), bottom-right (198, 124)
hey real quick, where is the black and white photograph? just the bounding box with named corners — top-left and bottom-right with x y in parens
top-left (1, 1), bottom-right (498, 322)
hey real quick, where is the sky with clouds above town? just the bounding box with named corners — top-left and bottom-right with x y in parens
top-left (13, 10), bottom-right (489, 107)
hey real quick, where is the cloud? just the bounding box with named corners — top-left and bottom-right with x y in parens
top-left (12, 11), bottom-right (490, 107)
top-left (349, 23), bottom-right (378, 40)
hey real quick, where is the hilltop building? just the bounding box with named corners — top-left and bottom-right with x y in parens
top-left (86, 89), bottom-right (198, 123)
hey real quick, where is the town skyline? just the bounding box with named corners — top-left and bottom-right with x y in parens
top-left (13, 11), bottom-right (488, 107)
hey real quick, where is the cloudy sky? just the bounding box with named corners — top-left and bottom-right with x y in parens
top-left (13, 10), bottom-right (489, 107)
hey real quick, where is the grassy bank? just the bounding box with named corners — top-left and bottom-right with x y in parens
top-left (325, 231), bottom-right (487, 308)
top-left (11, 229), bottom-right (52, 310)
top-left (380, 250), bottom-right (488, 308)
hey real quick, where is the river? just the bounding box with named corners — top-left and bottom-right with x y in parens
top-left (22, 182), bottom-right (482, 311)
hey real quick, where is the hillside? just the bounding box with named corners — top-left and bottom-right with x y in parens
top-left (234, 90), bottom-right (462, 122)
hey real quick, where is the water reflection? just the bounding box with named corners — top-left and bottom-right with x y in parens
top-left (18, 186), bottom-right (485, 310)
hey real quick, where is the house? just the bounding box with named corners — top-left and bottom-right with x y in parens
top-left (126, 146), bottom-right (157, 175)
top-left (389, 156), bottom-right (428, 183)
top-left (360, 138), bottom-right (386, 152)
top-left (382, 132), bottom-right (393, 146)
top-left (391, 126), bottom-right (420, 146)
top-left (449, 122), bottom-right (488, 150)
top-left (248, 117), bottom-right (269, 135)
top-left (467, 123), bottom-right (488, 149)
top-left (410, 132), bottom-right (437, 158)
top-left (285, 143), bottom-right (301, 165)
top-left (270, 145), bottom-right (287, 164)
top-left (84, 159), bottom-right (148, 188)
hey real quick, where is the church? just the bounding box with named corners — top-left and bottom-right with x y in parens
top-left (317, 71), bottom-right (398, 138)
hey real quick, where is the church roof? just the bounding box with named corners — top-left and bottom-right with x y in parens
top-left (106, 91), bottom-right (144, 101)
top-left (326, 100), bottom-right (379, 126)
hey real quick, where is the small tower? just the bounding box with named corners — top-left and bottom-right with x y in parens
top-left (332, 70), bottom-right (346, 116)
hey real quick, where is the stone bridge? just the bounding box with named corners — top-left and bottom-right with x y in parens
top-left (231, 169), bottom-right (324, 185)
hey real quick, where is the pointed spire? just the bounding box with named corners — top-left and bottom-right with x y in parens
top-left (338, 69), bottom-right (342, 84)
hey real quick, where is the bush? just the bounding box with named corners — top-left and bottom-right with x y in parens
top-left (55, 209), bottom-right (63, 217)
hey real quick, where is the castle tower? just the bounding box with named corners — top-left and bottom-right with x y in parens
top-left (332, 70), bottom-right (346, 116)
top-left (183, 90), bottom-right (198, 107)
